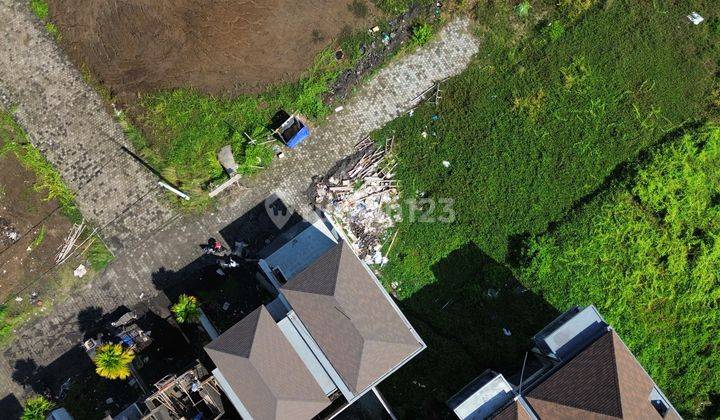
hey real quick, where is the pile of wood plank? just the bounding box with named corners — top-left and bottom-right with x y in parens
top-left (314, 137), bottom-right (399, 265)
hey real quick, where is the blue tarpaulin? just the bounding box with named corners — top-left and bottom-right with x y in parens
top-left (285, 125), bottom-right (310, 148)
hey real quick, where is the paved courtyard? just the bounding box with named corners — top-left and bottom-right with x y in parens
top-left (0, 3), bottom-right (479, 412)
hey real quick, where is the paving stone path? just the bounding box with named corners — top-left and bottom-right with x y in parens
top-left (0, 0), bottom-right (174, 253)
top-left (0, 5), bottom-right (479, 409)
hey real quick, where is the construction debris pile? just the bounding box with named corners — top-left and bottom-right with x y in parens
top-left (314, 137), bottom-right (399, 266)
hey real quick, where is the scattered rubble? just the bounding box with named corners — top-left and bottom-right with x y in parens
top-left (313, 137), bottom-right (399, 265)
top-left (0, 217), bottom-right (19, 246)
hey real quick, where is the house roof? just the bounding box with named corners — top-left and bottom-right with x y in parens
top-left (523, 330), bottom-right (680, 419)
top-left (205, 306), bottom-right (330, 420)
top-left (494, 400), bottom-right (534, 420)
top-left (281, 240), bottom-right (423, 394)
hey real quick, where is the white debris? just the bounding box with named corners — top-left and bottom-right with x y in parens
top-left (15, 296), bottom-right (22, 302)
top-left (687, 12), bottom-right (704, 25)
top-left (222, 302), bottom-right (230, 311)
top-left (73, 264), bottom-right (87, 278)
top-left (334, 106), bottom-right (344, 112)
top-left (442, 160), bottom-right (451, 168)
top-left (503, 328), bottom-right (512, 336)
top-left (421, 131), bottom-right (428, 138)
top-left (314, 137), bottom-right (399, 263)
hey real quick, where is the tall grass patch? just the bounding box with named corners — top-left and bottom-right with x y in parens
top-left (136, 48), bottom-right (348, 190)
top-left (521, 127), bottom-right (720, 416)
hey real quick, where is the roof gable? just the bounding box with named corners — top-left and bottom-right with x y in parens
top-left (282, 241), bottom-right (422, 393)
top-left (205, 307), bottom-right (330, 420)
top-left (527, 331), bottom-right (623, 418)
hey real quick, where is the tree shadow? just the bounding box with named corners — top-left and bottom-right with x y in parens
top-left (380, 242), bottom-right (560, 418)
top-left (217, 197), bottom-right (303, 256)
top-left (0, 394), bottom-right (23, 419)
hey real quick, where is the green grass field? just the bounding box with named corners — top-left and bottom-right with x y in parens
top-left (521, 126), bottom-right (720, 416)
top-left (374, 0), bottom-right (720, 416)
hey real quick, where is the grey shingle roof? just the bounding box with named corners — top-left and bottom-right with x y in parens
top-left (282, 240), bottom-right (422, 394)
top-left (205, 306), bottom-right (330, 420)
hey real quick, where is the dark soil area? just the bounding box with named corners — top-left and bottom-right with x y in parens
top-left (0, 149), bottom-right (71, 302)
top-left (47, 0), bottom-right (376, 105)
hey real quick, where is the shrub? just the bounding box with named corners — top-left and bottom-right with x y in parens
top-left (29, 0), bottom-right (49, 21)
top-left (546, 20), bottom-right (565, 41)
top-left (521, 127), bottom-right (720, 416)
top-left (514, 0), bottom-right (531, 18)
top-left (94, 343), bottom-right (134, 380)
top-left (172, 294), bottom-right (200, 323)
top-left (22, 396), bottom-right (55, 420)
top-left (411, 23), bottom-right (433, 47)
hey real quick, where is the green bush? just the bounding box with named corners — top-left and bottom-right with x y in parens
top-left (29, 0), bottom-right (49, 21)
top-left (514, 0), bottom-right (531, 18)
top-left (22, 396), bottom-right (55, 420)
top-left (521, 127), bottom-right (720, 416)
top-left (411, 23), bottom-right (434, 46)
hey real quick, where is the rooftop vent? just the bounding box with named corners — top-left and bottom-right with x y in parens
top-left (447, 370), bottom-right (515, 420)
top-left (532, 305), bottom-right (608, 361)
top-left (650, 387), bottom-right (671, 417)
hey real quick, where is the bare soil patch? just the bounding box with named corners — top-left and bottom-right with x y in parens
top-left (48, 0), bottom-right (375, 104)
top-left (0, 152), bottom-right (71, 302)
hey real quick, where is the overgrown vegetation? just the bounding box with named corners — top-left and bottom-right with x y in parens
top-left (374, 0), bottom-right (720, 416)
top-left (521, 126), bottom-right (720, 415)
top-left (134, 47), bottom-right (348, 192)
top-left (22, 395), bottom-right (55, 420)
top-left (0, 110), bottom-right (114, 344)
top-left (28, 0), bottom-right (60, 40)
top-left (0, 110), bottom-right (80, 221)
top-left (411, 22), bottom-right (434, 46)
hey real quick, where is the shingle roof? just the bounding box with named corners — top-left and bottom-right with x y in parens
top-left (524, 330), bottom-right (680, 419)
top-left (281, 240), bottom-right (422, 394)
top-left (494, 400), bottom-right (533, 420)
top-left (205, 306), bottom-right (330, 420)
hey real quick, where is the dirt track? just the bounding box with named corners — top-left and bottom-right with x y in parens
top-left (48, 0), bottom-right (373, 104)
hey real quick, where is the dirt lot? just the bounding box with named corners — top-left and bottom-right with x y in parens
top-left (0, 151), bottom-right (72, 303)
top-left (48, 0), bottom-right (375, 104)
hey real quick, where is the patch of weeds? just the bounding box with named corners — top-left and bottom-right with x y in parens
top-left (29, 0), bottom-right (60, 41)
top-left (514, 0), bottom-right (532, 18)
top-left (86, 238), bottom-right (114, 271)
top-left (30, 225), bottom-right (46, 249)
top-left (348, 0), bottom-right (369, 18)
top-left (80, 63), bottom-right (112, 102)
top-left (0, 110), bottom-right (81, 222)
top-left (545, 20), bottom-right (565, 41)
top-left (411, 22), bottom-right (433, 46)
top-left (29, 0), bottom-right (49, 20)
top-left (0, 184), bottom-right (5, 202)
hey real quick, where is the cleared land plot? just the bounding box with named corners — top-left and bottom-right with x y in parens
top-left (47, 0), bottom-right (374, 104)
top-left (0, 147), bottom-right (71, 303)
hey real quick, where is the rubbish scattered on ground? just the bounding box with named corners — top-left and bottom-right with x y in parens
top-left (56, 222), bottom-right (86, 263)
top-left (74, 264), bottom-right (87, 278)
top-left (487, 288), bottom-right (498, 299)
top-left (334, 106), bottom-right (344, 113)
top-left (222, 302), bottom-right (230, 311)
top-left (442, 160), bottom-right (450, 168)
top-left (503, 328), bottom-right (512, 336)
top-left (687, 12), bottom-right (704, 25)
top-left (15, 296), bottom-right (22, 302)
top-left (314, 136), bottom-right (399, 264)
